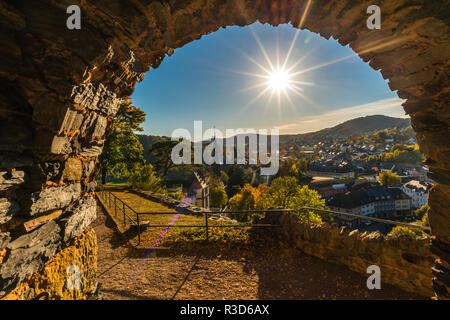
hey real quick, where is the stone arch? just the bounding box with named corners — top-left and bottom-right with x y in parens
top-left (0, 0), bottom-right (448, 299)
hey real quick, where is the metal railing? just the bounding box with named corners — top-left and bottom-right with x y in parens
top-left (134, 208), bottom-right (297, 242)
top-left (97, 190), bottom-right (142, 244)
top-left (96, 189), bottom-right (431, 246)
top-left (302, 207), bottom-right (431, 232)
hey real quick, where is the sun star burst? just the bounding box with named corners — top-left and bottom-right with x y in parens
top-left (234, 20), bottom-right (362, 114)
top-left (268, 69), bottom-right (291, 92)
top-left (234, 26), bottom-right (321, 113)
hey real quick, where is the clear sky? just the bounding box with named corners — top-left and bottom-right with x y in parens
top-left (132, 22), bottom-right (407, 137)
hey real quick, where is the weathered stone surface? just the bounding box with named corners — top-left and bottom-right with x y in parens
top-left (83, 161), bottom-right (95, 178)
top-left (58, 107), bottom-right (84, 133)
top-left (0, 156), bottom-right (33, 169)
top-left (29, 183), bottom-right (81, 216)
top-left (35, 133), bottom-right (72, 155)
top-left (432, 260), bottom-right (450, 299)
top-left (263, 212), bottom-right (435, 297)
top-left (0, 198), bottom-right (20, 224)
top-left (83, 180), bottom-right (97, 193)
top-left (37, 161), bottom-right (62, 181)
top-left (32, 96), bottom-right (68, 130)
top-left (71, 82), bottom-right (120, 116)
top-left (62, 158), bottom-right (82, 181)
top-left (0, 171), bottom-right (27, 191)
top-left (61, 198), bottom-right (97, 242)
top-left (0, 232), bottom-right (10, 250)
top-left (0, 221), bottom-right (61, 296)
top-left (80, 112), bottom-right (107, 137)
top-left (1, 227), bottom-right (97, 300)
top-left (0, 122), bottom-right (32, 153)
top-left (0, 0), bottom-right (448, 299)
top-left (50, 136), bottom-right (72, 155)
top-left (80, 140), bottom-right (104, 157)
top-left (23, 209), bottom-right (62, 232)
top-left (27, 161), bottom-right (62, 190)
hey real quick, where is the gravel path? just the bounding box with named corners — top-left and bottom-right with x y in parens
top-left (93, 205), bottom-right (427, 300)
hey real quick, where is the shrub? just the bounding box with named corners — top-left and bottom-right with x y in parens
top-left (167, 192), bottom-right (183, 200)
top-left (377, 170), bottom-right (402, 186)
top-left (228, 184), bottom-right (273, 222)
top-left (209, 178), bottom-right (228, 209)
top-left (388, 226), bottom-right (428, 239)
top-left (228, 178), bottom-right (329, 224)
top-left (421, 211), bottom-right (429, 227)
top-left (129, 163), bottom-right (165, 193)
top-left (415, 204), bottom-right (429, 220)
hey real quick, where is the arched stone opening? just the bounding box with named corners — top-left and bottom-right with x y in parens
top-left (0, 0), bottom-right (448, 299)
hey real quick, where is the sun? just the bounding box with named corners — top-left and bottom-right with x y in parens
top-left (233, 26), bottom-right (322, 112)
top-left (268, 69), bottom-right (291, 92)
top-left (233, 17), bottom-right (361, 112)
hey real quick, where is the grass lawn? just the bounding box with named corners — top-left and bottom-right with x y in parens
top-left (99, 189), bottom-right (251, 248)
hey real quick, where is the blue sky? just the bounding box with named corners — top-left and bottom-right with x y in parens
top-left (132, 22), bottom-right (407, 137)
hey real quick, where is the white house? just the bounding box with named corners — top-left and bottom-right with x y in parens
top-left (401, 180), bottom-right (432, 209)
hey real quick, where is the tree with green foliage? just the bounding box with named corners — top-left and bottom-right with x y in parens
top-left (228, 184), bottom-right (273, 222)
top-left (276, 158), bottom-right (308, 182)
top-left (220, 170), bottom-right (229, 185)
top-left (269, 177), bottom-right (329, 223)
top-left (149, 138), bottom-right (179, 179)
top-left (388, 226), bottom-right (428, 239)
top-left (291, 186), bottom-right (329, 223)
top-left (269, 176), bottom-right (299, 208)
top-left (209, 178), bottom-right (228, 209)
top-left (128, 163), bottom-right (165, 193)
top-left (228, 176), bottom-right (328, 223)
top-left (367, 144), bottom-right (424, 165)
top-left (415, 203), bottom-right (429, 220)
top-left (377, 170), bottom-right (402, 186)
top-left (225, 165), bottom-right (248, 197)
top-left (421, 212), bottom-right (429, 227)
top-left (99, 97), bottom-right (146, 184)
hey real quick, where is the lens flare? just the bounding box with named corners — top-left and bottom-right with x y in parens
top-left (268, 69), bottom-right (291, 92)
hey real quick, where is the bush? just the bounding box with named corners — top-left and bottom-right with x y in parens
top-left (415, 204), bottom-right (429, 219)
top-left (296, 209), bottom-right (323, 224)
top-left (128, 163), bottom-right (165, 193)
top-left (228, 184), bottom-right (273, 222)
top-left (167, 192), bottom-right (183, 200)
top-left (377, 170), bottom-right (402, 186)
top-left (228, 178), bottom-right (329, 224)
top-left (209, 178), bottom-right (228, 209)
top-left (388, 226), bottom-right (428, 239)
top-left (421, 211), bottom-right (429, 227)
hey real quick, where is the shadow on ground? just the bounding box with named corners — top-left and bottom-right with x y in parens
top-left (93, 205), bottom-right (427, 300)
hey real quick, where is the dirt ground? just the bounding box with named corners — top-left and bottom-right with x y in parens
top-left (93, 205), bottom-right (427, 300)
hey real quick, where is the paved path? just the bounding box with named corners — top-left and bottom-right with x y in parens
top-left (92, 205), bottom-right (427, 300)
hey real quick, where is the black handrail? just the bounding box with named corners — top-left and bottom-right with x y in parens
top-left (300, 207), bottom-right (431, 231)
top-left (97, 190), bottom-right (141, 245)
top-left (97, 189), bottom-right (431, 246)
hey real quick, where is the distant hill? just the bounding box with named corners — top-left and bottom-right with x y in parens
top-left (138, 134), bottom-right (169, 163)
top-left (280, 115), bottom-right (411, 144)
top-left (138, 115), bottom-right (411, 154)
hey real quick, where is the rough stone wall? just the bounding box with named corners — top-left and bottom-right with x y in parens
top-left (0, 0), bottom-right (448, 298)
top-left (1, 227), bottom-right (97, 300)
top-left (263, 212), bottom-right (435, 297)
